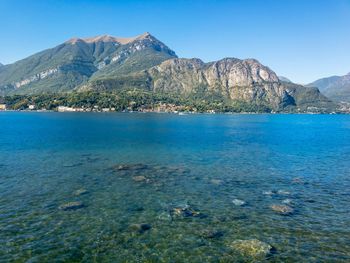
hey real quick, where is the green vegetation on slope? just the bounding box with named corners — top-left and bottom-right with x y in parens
top-left (0, 34), bottom-right (177, 95)
top-left (3, 89), bottom-right (272, 113)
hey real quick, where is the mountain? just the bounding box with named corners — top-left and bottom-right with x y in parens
top-left (151, 59), bottom-right (334, 110)
top-left (0, 32), bottom-right (176, 95)
top-left (307, 73), bottom-right (350, 102)
top-left (278, 76), bottom-right (292, 83)
top-left (82, 57), bottom-right (333, 111)
top-left (149, 58), bottom-right (287, 109)
top-left (0, 32), bottom-right (334, 111)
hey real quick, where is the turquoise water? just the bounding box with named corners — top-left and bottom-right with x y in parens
top-left (0, 112), bottom-right (350, 262)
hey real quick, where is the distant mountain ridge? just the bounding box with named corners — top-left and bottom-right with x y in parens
top-left (307, 73), bottom-right (350, 102)
top-left (0, 32), bottom-right (334, 111)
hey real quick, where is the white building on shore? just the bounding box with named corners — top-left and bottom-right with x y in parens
top-left (0, 104), bottom-right (6, 110)
top-left (57, 106), bottom-right (76, 112)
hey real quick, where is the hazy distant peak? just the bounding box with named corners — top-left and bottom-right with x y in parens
top-left (307, 71), bottom-right (350, 102)
top-left (66, 32), bottom-right (153, 45)
top-left (278, 76), bottom-right (292, 83)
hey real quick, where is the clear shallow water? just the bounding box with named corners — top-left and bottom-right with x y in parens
top-left (0, 112), bottom-right (350, 262)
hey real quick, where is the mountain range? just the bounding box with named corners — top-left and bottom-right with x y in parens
top-left (0, 32), bottom-right (335, 111)
top-left (307, 73), bottom-right (350, 102)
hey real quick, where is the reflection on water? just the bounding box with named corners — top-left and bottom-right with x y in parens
top-left (0, 112), bottom-right (350, 262)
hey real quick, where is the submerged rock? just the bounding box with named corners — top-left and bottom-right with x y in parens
top-left (270, 204), bottom-right (294, 215)
top-left (200, 229), bottom-right (224, 239)
top-left (157, 212), bottom-right (172, 221)
top-left (230, 239), bottom-right (273, 259)
top-left (112, 163), bottom-right (194, 189)
top-left (74, 188), bottom-right (88, 196)
top-left (277, 190), bottom-right (291, 195)
top-left (263, 190), bottom-right (276, 196)
top-left (232, 199), bottom-right (246, 206)
top-left (132, 175), bottom-right (147, 182)
top-left (114, 163), bottom-right (149, 171)
top-left (129, 223), bottom-right (152, 233)
top-left (59, 201), bottom-right (85, 211)
top-left (210, 179), bottom-right (223, 185)
top-left (170, 205), bottom-right (205, 219)
top-left (113, 163), bottom-right (191, 187)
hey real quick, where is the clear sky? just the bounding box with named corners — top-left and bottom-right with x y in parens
top-left (0, 0), bottom-right (349, 83)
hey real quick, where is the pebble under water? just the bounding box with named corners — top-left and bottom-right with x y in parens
top-left (0, 112), bottom-right (350, 262)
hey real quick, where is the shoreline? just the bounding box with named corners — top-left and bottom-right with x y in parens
top-left (0, 110), bottom-right (346, 115)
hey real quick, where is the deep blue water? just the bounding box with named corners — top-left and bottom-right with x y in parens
top-left (0, 112), bottom-right (349, 262)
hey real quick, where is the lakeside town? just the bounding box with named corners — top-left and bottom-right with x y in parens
top-left (0, 102), bottom-right (207, 114)
top-left (1, 101), bottom-right (350, 114)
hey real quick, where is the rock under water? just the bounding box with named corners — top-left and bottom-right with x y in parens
top-left (132, 175), bottom-right (147, 182)
top-left (232, 198), bottom-right (246, 206)
top-left (74, 188), bottom-right (88, 196)
top-left (270, 204), bottom-right (294, 215)
top-left (59, 201), bottom-right (85, 211)
top-left (129, 223), bottom-right (152, 233)
top-left (170, 204), bottom-right (205, 219)
top-left (199, 229), bottom-right (224, 239)
top-left (230, 239), bottom-right (274, 259)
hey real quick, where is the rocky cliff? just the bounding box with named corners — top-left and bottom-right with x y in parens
top-left (147, 58), bottom-right (290, 109)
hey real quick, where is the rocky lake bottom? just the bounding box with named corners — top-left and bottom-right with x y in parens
top-left (0, 112), bottom-right (350, 262)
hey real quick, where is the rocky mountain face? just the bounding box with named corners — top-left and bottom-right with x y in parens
top-left (150, 58), bottom-right (334, 110)
top-left (83, 57), bottom-right (332, 110)
top-left (147, 58), bottom-right (289, 109)
top-left (0, 32), bottom-right (334, 111)
top-left (307, 73), bottom-right (350, 102)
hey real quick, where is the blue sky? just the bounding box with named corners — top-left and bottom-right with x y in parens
top-left (0, 0), bottom-right (349, 83)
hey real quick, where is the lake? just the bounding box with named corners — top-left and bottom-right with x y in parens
top-left (0, 112), bottom-right (349, 262)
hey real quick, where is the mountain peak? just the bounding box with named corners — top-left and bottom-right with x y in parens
top-left (139, 32), bottom-right (151, 38)
top-left (66, 32), bottom-right (154, 45)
